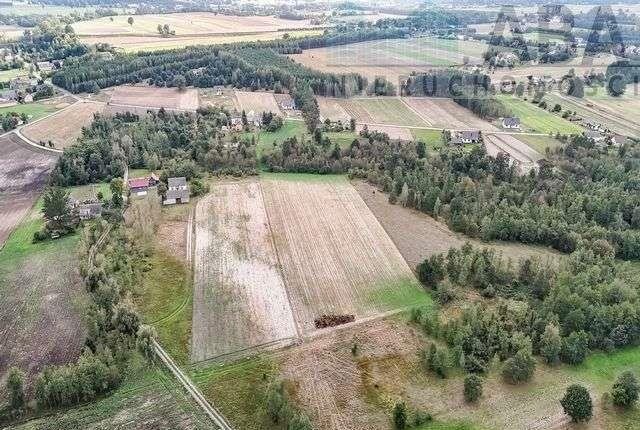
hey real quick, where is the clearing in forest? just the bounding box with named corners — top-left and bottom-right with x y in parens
top-left (22, 102), bottom-right (105, 150)
top-left (191, 181), bottom-right (297, 362)
top-left (235, 91), bottom-right (281, 116)
top-left (109, 85), bottom-right (199, 111)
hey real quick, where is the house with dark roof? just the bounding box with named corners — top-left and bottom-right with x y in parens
top-left (164, 177), bottom-right (190, 205)
top-left (502, 117), bottom-right (521, 129)
top-left (458, 130), bottom-right (481, 144)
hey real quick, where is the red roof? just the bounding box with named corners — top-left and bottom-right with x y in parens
top-left (128, 177), bottom-right (150, 189)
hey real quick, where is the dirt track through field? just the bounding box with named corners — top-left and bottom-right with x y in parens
top-left (0, 133), bottom-right (57, 247)
top-left (191, 181), bottom-right (297, 362)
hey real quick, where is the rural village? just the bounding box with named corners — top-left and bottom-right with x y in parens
top-left (0, 1), bottom-right (640, 430)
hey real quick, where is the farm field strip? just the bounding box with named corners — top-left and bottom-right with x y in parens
top-left (261, 177), bottom-right (423, 334)
top-left (548, 91), bottom-right (640, 137)
top-left (484, 133), bottom-right (542, 165)
top-left (191, 181), bottom-right (297, 362)
top-left (22, 102), bottom-right (105, 150)
top-left (350, 97), bottom-right (427, 127)
top-left (73, 13), bottom-right (319, 36)
top-left (109, 85), bottom-right (199, 111)
top-left (356, 124), bottom-right (413, 140)
top-left (497, 96), bottom-right (583, 135)
top-left (235, 91), bottom-right (281, 116)
top-left (401, 97), bottom-right (498, 131)
top-left (0, 133), bottom-right (58, 247)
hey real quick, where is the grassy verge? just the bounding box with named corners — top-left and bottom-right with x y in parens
top-left (325, 130), bottom-right (358, 148)
top-left (368, 278), bottom-right (433, 311)
top-left (260, 171), bottom-right (346, 182)
top-left (191, 356), bottom-right (280, 430)
top-left (135, 249), bottom-right (192, 365)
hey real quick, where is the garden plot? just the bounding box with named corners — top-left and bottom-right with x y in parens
top-left (401, 97), bottom-right (498, 131)
top-left (356, 124), bottom-right (413, 140)
top-left (109, 85), bottom-right (199, 111)
top-left (22, 102), bottom-right (105, 150)
top-left (317, 97), bottom-right (351, 122)
top-left (235, 91), bottom-right (281, 115)
top-left (261, 175), bottom-right (424, 334)
top-left (0, 134), bottom-right (57, 247)
top-left (191, 181), bottom-right (297, 362)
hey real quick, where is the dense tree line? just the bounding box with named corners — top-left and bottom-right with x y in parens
top-left (263, 130), bottom-right (640, 260)
top-left (50, 107), bottom-right (258, 187)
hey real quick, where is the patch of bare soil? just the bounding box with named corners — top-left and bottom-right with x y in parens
top-left (157, 220), bottom-right (187, 262)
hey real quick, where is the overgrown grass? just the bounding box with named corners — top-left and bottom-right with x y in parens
top-left (368, 278), bottom-right (433, 311)
top-left (68, 182), bottom-right (112, 201)
top-left (10, 355), bottom-right (211, 430)
top-left (325, 130), bottom-right (358, 148)
top-left (135, 249), bottom-right (192, 365)
top-left (416, 421), bottom-right (481, 430)
top-left (257, 119), bottom-right (307, 156)
top-left (191, 356), bottom-right (280, 430)
top-left (411, 129), bottom-right (445, 151)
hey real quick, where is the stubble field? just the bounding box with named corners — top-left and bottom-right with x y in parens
top-left (191, 181), bottom-right (298, 363)
top-left (484, 133), bottom-right (542, 172)
top-left (261, 175), bottom-right (425, 334)
top-left (109, 85), bottom-right (199, 111)
top-left (402, 97), bottom-right (498, 131)
top-left (191, 175), bottom-right (428, 362)
top-left (22, 102), bottom-right (105, 150)
top-left (235, 90), bottom-right (281, 116)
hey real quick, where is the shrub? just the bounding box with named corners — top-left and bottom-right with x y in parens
top-left (540, 323), bottom-right (562, 365)
top-left (502, 349), bottom-right (536, 384)
top-left (7, 367), bottom-right (25, 412)
top-left (561, 384), bottom-right (592, 423)
top-left (464, 374), bottom-right (483, 403)
top-left (611, 371), bottom-right (639, 408)
top-left (393, 401), bottom-right (407, 430)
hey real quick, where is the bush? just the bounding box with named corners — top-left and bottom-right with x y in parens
top-left (393, 401), bottom-right (407, 430)
top-left (561, 384), bottom-right (592, 423)
top-left (189, 178), bottom-right (210, 197)
top-left (540, 323), bottom-right (562, 365)
top-left (464, 374), bottom-right (483, 403)
top-left (561, 331), bottom-right (590, 365)
top-left (611, 371), bottom-right (639, 408)
top-left (502, 349), bottom-right (535, 384)
top-left (32, 229), bottom-right (48, 243)
top-left (424, 343), bottom-right (452, 378)
top-left (7, 367), bottom-right (25, 412)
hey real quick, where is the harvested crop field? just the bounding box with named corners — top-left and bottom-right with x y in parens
top-left (73, 12), bottom-right (317, 37)
top-left (401, 97), bottom-right (498, 130)
top-left (317, 96), bottom-right (351, 122)
top-left (290, 37), bottom-right (487, 82)
top-left (192, 181), bottom-right (297, 362)
top-left (484, 133), bottom-right (542, 171)
top-left (22, 102), bottom-right (104, 150)
top-left (261, 175), bottom-right (425, 334)
top-left (0, 133), bottom-right (57, 247)
top-left (353, 180), bottom-right (559, 269)
top-left (191, 175), bottom-right (428, 362)
top-left (235, 90), bottom-right (281, 115)
top-left (109, 85), bottom-right (199, 111)
top-left (344, 97), bottom-right (427, 127)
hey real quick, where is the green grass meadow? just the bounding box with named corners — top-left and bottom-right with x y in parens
top-left (0, 102), bottom-right (60, 121)
top-left (498, 95), bottom-right (583, 135)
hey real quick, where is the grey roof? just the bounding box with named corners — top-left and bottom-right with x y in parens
top-left (460, 130), bottom-right (480, 141)
top-left (168, 177), bottom-right (187, 188)
top-left (502, 117), bottom-right (520, 127)
top-left (78, 203), bottom-right (102, 216)
top-left (166, 188), bottom-right (189, 200)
